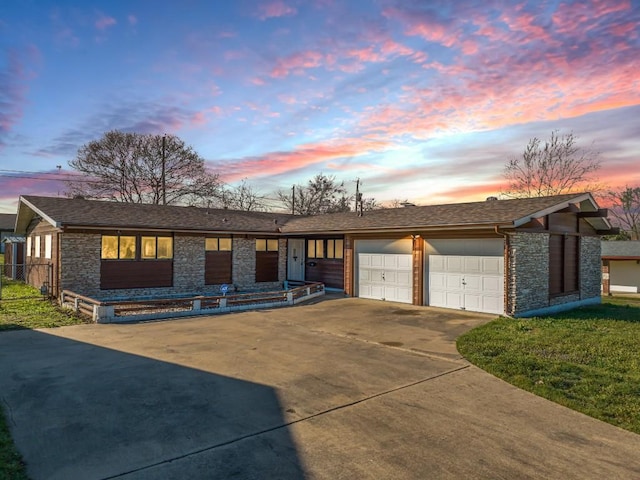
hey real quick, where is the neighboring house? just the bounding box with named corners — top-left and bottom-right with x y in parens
top-left (2, 236), bottom-right (26, 280)
top-left (0, 213), bottom-right (16, 254)
top-left (601, 241), bottom-right (640, 294)
top-left (14, 193), bottom-right (614, 317)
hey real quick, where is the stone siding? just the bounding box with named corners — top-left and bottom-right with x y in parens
top-left (60, 233), bottom-right (102, 296)
top-left (580, 236), bottom-right (602, 299)
top-left (508, 233), bottom-right (603, 316)
top-left (232, 237), bottom-right (255, 289)
top-left (507, 232), bottom-right (549, 316)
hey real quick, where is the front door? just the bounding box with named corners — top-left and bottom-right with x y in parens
top-left (287, 239), bottom-right (305, 281)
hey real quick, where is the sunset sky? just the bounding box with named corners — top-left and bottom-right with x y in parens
top-left (1, 0), bottom-right (639, 213)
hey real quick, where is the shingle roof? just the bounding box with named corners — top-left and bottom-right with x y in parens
top-left (601, 241), bottom-right (640, 258)
top-left (280, 193), bottom-right (593, 233)
top-left (0, 214), bottom-right (16, 231)
top-left (18, 196), bottom-right (293, 234)
top-left (17, 192), bottom-right (601, 235)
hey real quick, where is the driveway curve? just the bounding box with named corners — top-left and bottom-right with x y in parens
top-left (1, 296), bottom-right (639, 479)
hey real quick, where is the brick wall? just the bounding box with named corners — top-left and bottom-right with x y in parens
top-left (507, 232), bottom-right (550, 316)
top-left (60, 233), bottom-right (285, 300)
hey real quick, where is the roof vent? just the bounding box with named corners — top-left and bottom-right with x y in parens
top-left (486, 196), bottom-right (498, 201)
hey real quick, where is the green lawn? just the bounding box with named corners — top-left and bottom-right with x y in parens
top-left (0, 279), bottom-right (88, 331)
top-left (458, 295), bottom-right (640, 435)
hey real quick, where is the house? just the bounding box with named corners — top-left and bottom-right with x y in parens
top-left (601, 241), bottom-right (640, 294)
top-left (14, 192), bottom-right (614, 317)
top-left (0, 213), bottom-right (16, 254)
top-left (2, 236), bottom-right (26, 280)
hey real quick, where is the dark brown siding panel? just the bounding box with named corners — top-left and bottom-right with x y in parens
top-left (548, 213), bottom-right (578, 233)
top-left (205, 251), bottom-right (232, 285)
top-left (549, 235), bottom-right (563, 295)
top-left (101, 261), bottom-right (173, 289)
top-left (305, 259), bottom-right (344, 289)
top-left (256, 252), bottom-right (278, 282)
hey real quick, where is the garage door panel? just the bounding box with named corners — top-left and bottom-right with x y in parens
top-left (446, 257), bottom-right (464, 272)
top-left (482, 257), bottom-right (502, 274)
top-left (358, 253), bottom-right (413, 304)
top-left (429, 254), bottom-right (504, 315)
top-left (396, 271), bottom-right (411, 287)
top-left (482, 276), bottom-right (502, 294)
top-left (464, 257), bottom-right (482, 273)
top-left (446, 274), bottom-right (463, 289)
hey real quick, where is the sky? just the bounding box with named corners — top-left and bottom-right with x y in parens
top-left (1, 0), bottom-right (639, 213)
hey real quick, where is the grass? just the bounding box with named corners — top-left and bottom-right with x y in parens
top-left (0, 278), bottom-right (88, 331)
top-left (0, 414), bottom-right (28, 480)
top-left (458, 295), bottom-right (640, 435)
top-left (1, 269), bottom-right (89, 479)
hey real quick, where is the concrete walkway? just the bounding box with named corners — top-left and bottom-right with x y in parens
top-left (1, 297), bottom-right (639, 479)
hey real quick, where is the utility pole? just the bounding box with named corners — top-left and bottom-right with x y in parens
top-left (291, 185), bottom-right (296, 214)
top-left (161, 134), bottom-right (167, 205)
top-left (355, 178), bottom-right (363, 216)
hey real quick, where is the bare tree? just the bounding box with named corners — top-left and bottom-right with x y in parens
top-left (382, 199), bottom-right (413, 209)
top-left (501, 130), bottom-right (602, 198)
top-left (68, 130), bottom-right (223, 205)
top-left (606, 186), bottom-right (640, 240)
top-left (277, 173), bottom-right (353, 215)
top-left (220, 179), bottom-right (269, 211)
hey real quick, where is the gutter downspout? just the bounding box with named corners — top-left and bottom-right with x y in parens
top-left (495, 225), bottom-right (512, 316)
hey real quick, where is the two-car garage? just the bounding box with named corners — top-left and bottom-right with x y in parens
top-left (355, 238), bottom-right (505, 315)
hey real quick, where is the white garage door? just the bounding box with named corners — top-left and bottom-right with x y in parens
top-left (429, 255), bottom-right (504, 314)
top-left (358, 254), bottom-right (413, 304)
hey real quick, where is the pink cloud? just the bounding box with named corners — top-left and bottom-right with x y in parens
top-left (95, 14), bottom-right (117, 30)
top-left (552, 0), bottom-right (631, 34)
top-left (0, 46), bottom-right (41, 148)
top-left (216, 138), bottom-right (391, 183)
top-left (256, 1), bottom-right (297, 20)
top-left (127, 15), bottom-right (137, 26)
top-left (270, 50), bottom-right (324, 78)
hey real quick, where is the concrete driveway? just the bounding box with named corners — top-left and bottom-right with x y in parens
top-left (1, 297), bottom-right (639, 479)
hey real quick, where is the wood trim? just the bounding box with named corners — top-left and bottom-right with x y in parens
top-left (412, 236), bottom-right (424, 305)
top-left (343, 235), bottom-right (354, 296)
top-left (578, 208), bottom-right (608, 218)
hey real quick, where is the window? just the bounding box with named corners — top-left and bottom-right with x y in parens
top-left (256, 238), bottom-right (279, 282)
top-left (307, 239), bottom-right (324, 258)
top-left (308, 239), bottom-right (343, 259)
top-left (102, 235), bottom-right (172, 260)
top-left (549, 234), bottom-right (579, 296)
top-left (206, 237), bottom-right (232, 251)
top-left (34, 236), bottom-right (40, 258)
top-left (26, 236), bottom-right (31, 257)
top-left (141, 236), bottom-right (173, 259)
top-left (44, 235), bottom-right (52, 259)
top-left (256, 238), bottom-right (279, 252)
top-left (119, 236), bottom-right (136, 259)
top-left (326, 239), bottom-right (343, 259)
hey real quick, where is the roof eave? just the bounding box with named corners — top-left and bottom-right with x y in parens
top-left (282, 222), bottom-right (514, 236)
